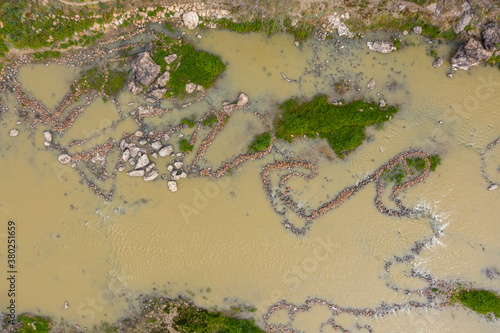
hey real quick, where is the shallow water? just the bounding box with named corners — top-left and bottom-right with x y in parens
top-left (1, 29), bottom-right (500, 332)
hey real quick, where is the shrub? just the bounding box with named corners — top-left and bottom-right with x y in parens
top-left (275, 95), bottom-right (398, 157)
top-left (455, 289), bottom-right (500, 319)
top-left (179, 138), bottom-right (194, 152)
top-left (248, 132), bottom-right (272, 153)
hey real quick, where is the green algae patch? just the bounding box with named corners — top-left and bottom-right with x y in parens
top-left (454, 289), bottom-right (500, 319)
top-left (275, 95), bottom-right (398, 157)
top-left (248, 132), bottom-right (272, 153)
top-left (173, 303), bottom-right (264, 333)
top-left (13, 314), bottom-right (51, 333)
top-left (152, 38), bottom-right (226, 98)
top-left (179, 138), bottom-right (194, 153)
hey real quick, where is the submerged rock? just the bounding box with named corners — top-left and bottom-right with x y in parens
top-left (488, 184), bottom-right (498, 191)
top-left (130, 52), bottom-right (161, 87)
top-left (127, 169), bottom-right (145, 177)
top-left (159, 145), bottom-right (174, 157)
top-left (182, 12), bottom-right (199, 30)
top-left (143, 169), bottom-right (158, 181)
top-left (367, 41), bottom-right (396, 54)
top-left (482, 22), bottom-right (500, 52)
top-left (150, 88), bottom-right (166, 99)
top-left (58, 154), bottom-right (71, 164)
top-left (128, 80), bottom-right (143, 95)
top-left (366, 78), bottom-right (376, 90)
top-left (43, 131), bottom-right (53, 142)
top-left (237, 93), bottom-right (249, 106)
top-left (432, 57), bottom-right (443, 68)
top-left (135, 154), bottom-right (150, 169)
top-left (451, 38), bottom-right (493, 70)
top-left (167, 180), bottom-right (178, 192)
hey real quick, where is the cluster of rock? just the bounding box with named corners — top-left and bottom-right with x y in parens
top-left (128, 52), bottom-right (172, 99)
top-left (326, 14), bottom-right (354, 38)
top-left (116, 132), bottom-right (185, 191)
top-left (451, 22), bottom-right (500, 70)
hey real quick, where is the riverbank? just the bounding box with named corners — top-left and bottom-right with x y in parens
top-left (1, 1), bottom-right (500, 71)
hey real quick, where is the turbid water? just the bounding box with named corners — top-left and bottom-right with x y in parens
top-left (0, 28), bottom-right (499, 332)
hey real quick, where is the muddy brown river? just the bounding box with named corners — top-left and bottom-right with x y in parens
top-left (1, 29), bottom-right (499, 332)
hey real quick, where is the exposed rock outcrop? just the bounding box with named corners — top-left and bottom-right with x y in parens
top-left (482, 22), bottom-right (500, 52)
top-left (367, 41), bottom-right (396, 54)
top-left (128, 52), bottom-right (161, 94)
top-left (453, 13), bottom-right (473, 34)
top-left (451, 38), bottom-right (493, 70)
top-left (182, 12), bottom-right (199, 30)
top-left (432, 57), bottom-right (443, 68)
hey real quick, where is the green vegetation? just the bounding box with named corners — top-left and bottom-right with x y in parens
top-left (406, 155), bottom-right (441, 172)
top-left (454, 289), bottom-right (500, 319)
top-left (179, 138), bottom-right (194, 153)
top-left (392, 38), bottom-right (401, 50)
top-left (248, 132), bottom-right (272, 153)
top-left (14, 314), bottom-right (51, 333)
top-left (71, 67), bottom-right (105, 94)
top-left (104, 70), bottom-right (128, 97)
top-left (212, 17), bottom-right (314, 41)
top-left (173, 303), bottom-right (265, 333)
top-left (33, 50), bottom-right (61, 61)
top-left (350, 13), bottom-right (447, 40)
top-left (429, 49), bottom-right (438, 58)
top-left (0, 1), bottom-right (109, 50)
top-left (202, 114), bottom-right (218, 127)
top-left (383, 154), bottom-right (441, 185)
top-left (152, 38), bottom-right (226, 97)
top-left (333, 80), bottom-right (350, 94)
top-left (168, 44), bottom-right (226, 97)
top-left (275, 95), bottom-right (398, 157)
top-left (440, 29), bottom-right (458, 41)
top-left (181, 117), bottom-right (196, 128)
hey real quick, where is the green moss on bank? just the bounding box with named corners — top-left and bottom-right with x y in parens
top-left (152, 38), bottom-right (226, 98)
top-left (212, 17), bottom-right (314, 41)
top-left (454, 289), bottom-right (500, 319)
top-left (174, 303), bottom-right (264, 333)
top-left (275, 95), bottom-right (398, 157)
top-left (248, 132), bottom-right (272, 153)
top-left (14, 314), bottom-right (51, 333)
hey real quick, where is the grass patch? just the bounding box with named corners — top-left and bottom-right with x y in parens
top-left (15, 314), bottom-right (51, 333)
top-left (274, 95), bottom-right (398, 157)
top-left (440, 29), bottom-right (458, 40)
top-left (454, 289), bottom-right (500, 319)
top-left (384, 154), bottom-right (441, 185)
top-left (168, 44), bottom-right (226, 97)
top-left (33, 50), bottom-right (61, 61)
top-left (104, 70), bottom-right (128, 97)
top-left (248, 132), bottom-right (272, 153)
top-left (363, 13), bottom-right (442, 39)
top-left (181, 117), bottom-right (196, 128)
top-left (71, 67), bottom-right (105, 94)
top-left (173, 303), bottom-right (265, 333)
top-left (179, 138), bottom-right (194, 153)
top-left (152, 39), bottom-right (226, 98)
top-left (202, 114), bottom-right (217, 127)
top-left (392, 38), bottom-right (401, 50)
